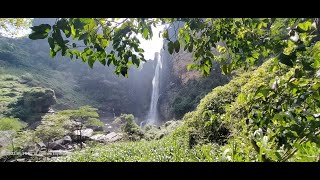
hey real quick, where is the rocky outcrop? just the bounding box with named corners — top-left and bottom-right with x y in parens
top-left (90, 132), bottom-right (123, 143)
top-left (62, 136), bottom-right (72, 144)
top-left (8, 87), bottom-right (56, 122)
top-left (72, 128), bottom-right (93, 140)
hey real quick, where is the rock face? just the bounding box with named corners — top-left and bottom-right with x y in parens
top-left (8, 87), bottom-right (56, 122)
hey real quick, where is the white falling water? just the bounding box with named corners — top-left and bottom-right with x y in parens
top-left (146, 52), bottom-right (162, 125)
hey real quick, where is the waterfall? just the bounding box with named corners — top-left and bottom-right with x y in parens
top-left (146, 51), bottom-right (163, 125)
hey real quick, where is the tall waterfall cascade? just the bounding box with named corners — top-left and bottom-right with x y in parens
top-left (145, 51), bottom-right (163, 125)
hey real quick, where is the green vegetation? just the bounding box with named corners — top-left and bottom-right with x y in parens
top-left (8, 87), bottom-right (56, 123)
top-left (59, 106), bottom-right (102, 148)
top-left (0, 74), bottom-right (28, 116)
top-left (113, 114), bottom-right (143, 141)
top-left (35, 114), bottom-right (66, 155)
top-left (1, 18), bottom-right (320, 162)
top-left (0, 117), bottom-right (26, 131)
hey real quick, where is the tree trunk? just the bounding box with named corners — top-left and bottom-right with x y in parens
top-left (46, 141), bottom-right (49, 161)
top-left (79, 124), bottom-right (82, 149)
top-left (11, 139), bottom-right (15, 154)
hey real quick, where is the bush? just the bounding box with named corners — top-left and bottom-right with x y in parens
top-left (113, 114), bottom-right (143, 141)
top-left (0, 117), bottom-right (26, 131)
top-left (87, 118), bottom-right (104, 128)
top-left (183, 59), bottom-right (288, 146)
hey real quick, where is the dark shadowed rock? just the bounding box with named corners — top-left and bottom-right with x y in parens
top-left (86, 125), bottom-right (103, 131)
top-left (27, 121), bottom-right (41, 130)
top-left (49, 140), bottom-right (66, 150)
top-left (62, 136), bottom-right (72, 144)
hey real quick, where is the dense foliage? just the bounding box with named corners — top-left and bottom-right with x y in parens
top-left (2, 18), bottom-right (320, 162)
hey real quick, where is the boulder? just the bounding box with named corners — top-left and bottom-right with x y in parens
top-left (89, 132), bottom-right (123, 143)
top-left (90, 134), bottom-right (105, 142)
top-left (105, 132), bottom-right (123, 142)
top-left (72, 128), bottom-right (93, 140)
top-left (66, 144), bottom-right (73, 150)
top-left (48, 150), bottom-right (72, 156)
top-left (0, 131), bottom-right (15, 148)
top-left (37, 141), bottom-right (46, 149)
top-left (62, 136), bottom-right (72, 144)
top-left (48, 140), bottom-right (66, 150)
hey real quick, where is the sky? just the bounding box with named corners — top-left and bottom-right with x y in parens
top-left (1, 20), bottom-right (166, 61)
top-left (137, 24), bottom-right (166, 60)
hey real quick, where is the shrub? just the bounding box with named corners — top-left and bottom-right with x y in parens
top-left (113, 114), bottom-right (143, 141)
top-left (0, 117), bottom-right (26, 131)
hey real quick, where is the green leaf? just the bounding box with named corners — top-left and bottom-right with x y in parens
top-left (120, 66), bottom-right (128, 77)
top-left (237, 93), bottom-right (246, 103)
top-left (222, 65), bottom-right (228, 74)
top-left (188, 43), bottom-right (193, 52)
top-left (100, 59), bottom-right (106, 66)
top-left (30, 24), bottom-right (51, 33)
top-left (168, 41), bottom-right (174, 54)
top-left (88, 57), bottom-right (95, 68)
top-left (143, 27), bottom-right (149, 39)
top-left (49, 49), bottom-right (56, 58)
top-left (297, 21), bottom-right (312, 32)
top-left (162, 30), bottom-right (169, 40)
top-left (52, 30), bottom-right (65, 47)
top-left (48, 37), bottom-right (54, 49)
top-left (107, 58), bottom-right (113, 66)
top-left (132, 55), bottom-right (140, 67)
top-left (174, 40), bottom-right (180, 53)
top-left (57, 19), bottom-right (71, 38)
top-left (71, 25), bottom-right (76, 37)
top-left (187, 64), bottom-right (198, 71)
top-left (279, 53), bottom-right (296, 67)
top-left (202, 64), bottom-right (210, 75)
top-left (312, 82), bottom-right (320, 90)
top-left (29, 31), bottom-right (49, 40)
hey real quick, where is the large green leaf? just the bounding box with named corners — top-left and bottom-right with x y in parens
top-left (168, 41), bottom-right (174, 54)
top-left (48, 37), bottom-right (54, 49)
top-left (174, 40), bottom-right (180, 53)
top-left (297, 21), bottom-right (312, 32)
top-left (30, 24), bottom-right (51, 33)
top-left (29, 32), bottom-right (49, 40)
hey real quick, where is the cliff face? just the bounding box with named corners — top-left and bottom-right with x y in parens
top-left (157, 23), bottom-right (230, 122)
